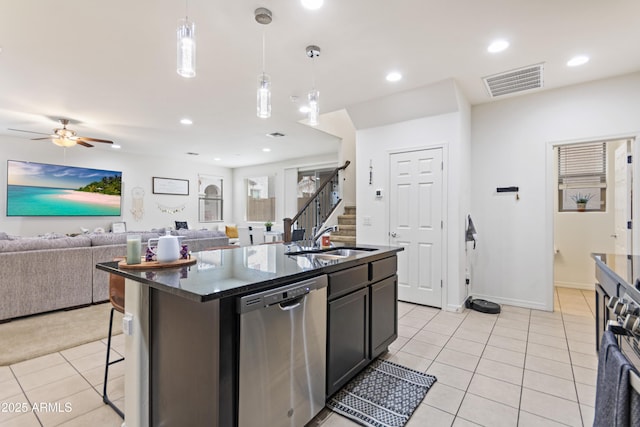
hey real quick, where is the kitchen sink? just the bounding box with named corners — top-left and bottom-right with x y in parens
top-left (287, 247), bottom-right (378, 257)
top-left (324, 248), bottom-right (372, 257)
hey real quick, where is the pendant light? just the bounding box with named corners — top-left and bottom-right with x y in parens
top-left (306, 45), bottom-right (321, 126)
top-left (177, 1), bottom-right (196, 78)
top-left (255, 8), bottom-right (273, 118)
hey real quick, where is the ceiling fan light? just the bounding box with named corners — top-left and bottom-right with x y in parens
top-left (53, 137), bottom-right (76, 148)
top-left (257, 73), bottom-right (271, 119)
top-left (177, 19), bottom-right (196, 78)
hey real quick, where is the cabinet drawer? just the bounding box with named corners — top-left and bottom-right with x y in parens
top-left (370, 256), bottom-right (397, 283)
top-left (328, 264), bottom-right (369, 300)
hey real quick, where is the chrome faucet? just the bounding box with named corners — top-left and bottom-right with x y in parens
top-left (312, 225), bottom-right (338, 249)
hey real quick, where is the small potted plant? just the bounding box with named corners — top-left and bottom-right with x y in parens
top-left (571, 192), bottom-right (594, 212)
top-left (264, 221), bottom-right (273, 232)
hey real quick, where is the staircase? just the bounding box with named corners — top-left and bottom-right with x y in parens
top-left (331, 206), bottom-right (356, 246)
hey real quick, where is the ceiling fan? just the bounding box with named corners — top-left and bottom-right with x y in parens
top-left (8, 119), bottom-right (114, 148)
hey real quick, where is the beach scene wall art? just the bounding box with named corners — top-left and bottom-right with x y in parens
top-left (7, 160), bottom-right (122, 216)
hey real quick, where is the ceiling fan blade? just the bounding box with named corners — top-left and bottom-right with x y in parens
top-left (8, 128), bottom-right (51, 136)
top-left (76, 140), bottom-right (94, 148)
top-left (31, 137), bottom-right (55, 140)
top-left (76, 136), bottom-right (113, 144)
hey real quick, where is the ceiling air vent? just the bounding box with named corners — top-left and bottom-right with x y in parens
top-left (483, 63), bottom-right (544, 98)
top-left (266, 132), bottom-right (285, 138)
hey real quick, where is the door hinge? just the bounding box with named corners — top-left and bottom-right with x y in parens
top-left (628, 155), bottom-right (633, 164)
top-left (441, 220), bottom-right (443, 229)
top-left (440, 280), bottom-right (443, 288)
top-left (441, 161), bottom-right (443, 170)
top-left (628, 221), bottom-right (633, 230)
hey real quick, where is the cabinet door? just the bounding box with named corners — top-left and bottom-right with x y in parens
top-left (327, 287), bottom-right (369, 396)
top-left (370, 275), bottom-right (398, 359)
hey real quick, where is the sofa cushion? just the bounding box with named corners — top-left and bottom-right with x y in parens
top-left (225, 225), bottom-right (239, 238)
top-left (176, 229), bottom-right (226, 239)
top-left (0, 235), bottom-right (92, 253)
top-left (89, 231), bottom-right (160, 246)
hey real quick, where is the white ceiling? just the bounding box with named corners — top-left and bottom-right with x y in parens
top-left (1, 0), bottom-right (639, 168)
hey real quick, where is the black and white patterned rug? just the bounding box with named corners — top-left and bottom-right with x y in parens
top-left (327, 358), bottom-right (437, 427)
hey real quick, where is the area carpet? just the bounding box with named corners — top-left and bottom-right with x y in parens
top-left (0, 303), bottom-right (122, 366)
top-left (327, 358), bottom-right (437, 427)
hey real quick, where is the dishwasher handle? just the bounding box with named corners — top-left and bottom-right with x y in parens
top-left (278, 295), bottom-right (305, 311)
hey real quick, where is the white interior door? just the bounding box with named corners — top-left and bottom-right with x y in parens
top-left (614, 140), bottom-right (633, 254)
top-left (389, 148), bottom-right (443, 307)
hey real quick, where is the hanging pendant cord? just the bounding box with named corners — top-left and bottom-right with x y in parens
top-left (262, 30), bottom-right (266, 75)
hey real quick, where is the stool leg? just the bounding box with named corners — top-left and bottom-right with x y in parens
top-left (103, 307), bottom-right (124, 419)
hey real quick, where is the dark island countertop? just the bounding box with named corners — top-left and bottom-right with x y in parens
top-left (96, 244), bottom-right (403, 302)
top-left (592, 253), bottom-right (640, 302)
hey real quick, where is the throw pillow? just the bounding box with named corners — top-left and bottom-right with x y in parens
top-left (175, 221), bottom-right (189, 230)
top-left (225, 225), bottom-right (239, 238)
top-left (0, 232), bottom-right (9, 240)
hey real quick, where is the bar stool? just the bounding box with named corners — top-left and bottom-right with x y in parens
top-left (103, 270), bottom-right (125, 419)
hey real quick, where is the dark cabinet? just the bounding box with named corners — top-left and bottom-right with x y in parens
top-left (326, 286), bottom-right (370, 396)
top-left (370, 275), bottom-right (398, 359)
top-left (326, 255), bottom-right (398, 397)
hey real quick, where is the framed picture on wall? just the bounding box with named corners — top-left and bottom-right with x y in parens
top-left (152, 177), bottom-right (189, 195)
top-left (112, 222), bottom-right (127, 233)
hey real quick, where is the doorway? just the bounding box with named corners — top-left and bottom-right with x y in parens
top-left (388, 147), bottom-right (444, 307)
top-left (552, 137), bottom-right (634, 291)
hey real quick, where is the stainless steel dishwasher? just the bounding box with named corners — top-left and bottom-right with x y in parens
top-left (238, 275), bottom-right (327, 427)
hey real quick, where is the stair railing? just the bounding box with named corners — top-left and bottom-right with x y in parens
top-left (283, 161), bottom-right (350, 244)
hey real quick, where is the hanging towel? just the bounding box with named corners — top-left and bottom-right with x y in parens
top-left (465, 215), bottom-right (478, 249)
top-left (594, 331), bottom-right (640, 427)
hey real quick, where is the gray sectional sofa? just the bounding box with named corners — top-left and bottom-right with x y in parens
top-left (0, 229), bottom-right (229, 321)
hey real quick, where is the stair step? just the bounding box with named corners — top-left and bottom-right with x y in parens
top-left (334, 224), bottom-right (355, 236)
top-left (330, 235), bottom-right (356, 244)
top-left (344, 206), bottom-right (356, 215)
top-left (338, 215), bottom-right (356, 225)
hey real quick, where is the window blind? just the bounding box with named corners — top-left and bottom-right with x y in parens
top-left (558, 142), bottom-right (606, 189)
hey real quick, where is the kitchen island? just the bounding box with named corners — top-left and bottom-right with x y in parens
top-left (96, 243), bottom-right (402, 427)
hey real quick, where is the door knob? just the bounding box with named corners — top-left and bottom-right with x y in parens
top-left (611, 234), bottom-right (618, 238)
top-left (390, 232), bottom-right (397, 238)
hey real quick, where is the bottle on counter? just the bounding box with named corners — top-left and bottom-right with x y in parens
top-left (321, 232), bottom-right (331, 249)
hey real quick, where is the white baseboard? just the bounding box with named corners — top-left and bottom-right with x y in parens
top-left (554, 281), bottom-right (596, 291)
top-left (445, 303), bottom-right (465, 313)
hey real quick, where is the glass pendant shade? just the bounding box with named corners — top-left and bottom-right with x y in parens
top-left (53, 138), bottom-right (76, 148)
top-left (307, 89), bottom-right (319, 126)
top-left (177, 19), bottom-right (196, 78)
top-left (257, 73), bottom-right (271, 118)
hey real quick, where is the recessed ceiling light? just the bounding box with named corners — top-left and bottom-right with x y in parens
top-left (299, 105), bottom-right (310, 114)
top-left (263, 148), bottom-right (271, 152)
top-left (567, 55), bottom-right (589, 67)
top-left (386, 72), bottom-right (402, 82)
top-left (111, 144), bottom-right (121, 149)
top-left (301, 0), bottom-right (323, 10)
top-left (487, 40), bottom-right (509, 53)
top-left (180, 118), bottom-right (193, 125)
top-left (214, 157), bottom-right (221, 161)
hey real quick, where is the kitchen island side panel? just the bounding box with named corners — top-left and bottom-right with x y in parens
top-left (151, 289), bottom-right (220, 426)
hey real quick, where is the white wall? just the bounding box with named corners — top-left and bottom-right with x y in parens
top-left (470, 72), bottom-right (640, 311)
top-left (0, 135), bottom-right (231, 236)
top-left (554, 140), bottom-right (621, 289)
top-left (231, 153), bottom-right (339, 230)
top-left (314, 109), bottom-right (357, 207)
top-left (355, 110), bottom-right (470, 310)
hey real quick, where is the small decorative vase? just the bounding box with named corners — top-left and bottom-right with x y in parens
top-left (577, 202), bottom-right (586, 212)
top-left (266, 226), bottom-right (272, 232)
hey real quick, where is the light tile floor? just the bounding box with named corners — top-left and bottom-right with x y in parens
top-left (0, 287), bottom-right (596, 426)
